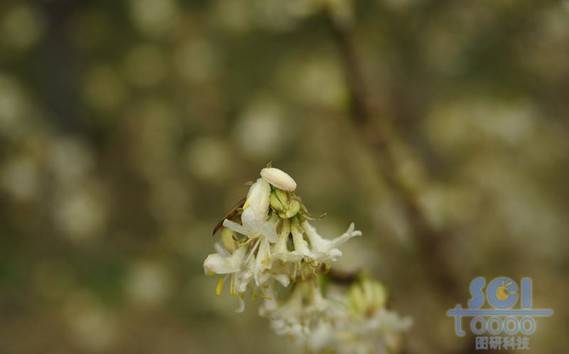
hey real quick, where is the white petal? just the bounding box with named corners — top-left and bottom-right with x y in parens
top-left (378, 309), bottom-right (413, 332)
top-left (312, 248), bottom-right (342, 262)
top-left (242, 178), bottom-right (271, 224)
top-left (235, 296), bottom-right (246, 313)
top-left (214, 242), bottom-right (229, 256)
top-left (256, 238), bottom-right (272, 270)
top-left (273, 222), bottom-right (290, 254)
top-left (302, 221), bottom-right (331, 251)
top-left (303, 221), bottom-right (361, 251)
top-left (222, 219), bottom-right (251, 236)
top-left (258, 219), bottom-right (278, 242)
top-left (330, 222), bottom-right (362, 248)
top-left (274, 251), bottom-right (303, 262)
top-left (291, 229), bottom-right (311, 256)
top-left (203, 247), bottom-right (246, 275)
top-left (260, 167), bottom-right (297, 192)
top-left (253, 238), bottom-right (273, 286)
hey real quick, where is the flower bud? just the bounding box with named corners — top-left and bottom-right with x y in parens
top-left (270, 189), bottom-right (289, 212)
top-left (348, 279), bottom-right (387, 316)
top-left (283, 199), bottom-right (301, 218)
top-left (261, 167), bottom-right (297, 192)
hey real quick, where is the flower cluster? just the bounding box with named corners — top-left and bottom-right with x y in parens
top-left (258, 277), bottom-right (411, 353)
top-left (203, 166), bottom-right (410, 353)
top-left (305, 278), bottom-right (413, 354)
top-left (203, 167), bottom-right (361, 311)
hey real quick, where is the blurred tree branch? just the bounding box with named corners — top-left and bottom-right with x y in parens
top-left (324, 6), bottom-right (459, 298)
top-left (323, 6), bottom-right (506, 354)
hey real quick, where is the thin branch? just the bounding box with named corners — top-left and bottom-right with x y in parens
top-left (325, 9), bottom-right (459, 298)
top-left (324, 8), bottom-right (507, 354)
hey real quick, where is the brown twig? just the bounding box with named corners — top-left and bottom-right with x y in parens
top-left (323, 8), bottom-right (506, 354)
top-left (324, 7), bottom-right (460, 300)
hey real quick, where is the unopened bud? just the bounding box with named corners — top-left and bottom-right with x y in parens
top-left (270, 189), bottom-right (289, 212)
top-left (283, 199), bottom-right (301, 218)
top-left (261, 167), bottom-right (297, 192)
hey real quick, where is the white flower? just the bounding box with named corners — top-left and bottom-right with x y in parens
top-left (204, 166), bottom-right (368, 318)
top-left (261, 278), bottom-right (411, 354)
top-left (291, 222), bottom-right (312, 257)
top-left (302, 221), bottom-right (362, 262)
top-left (272, 219), bottom-right (303, 264)
top-left (252, 236), bottom-right (289, 287)
top-left (307, 321), bottom-right (337, 351)
top-left (204, 177), bottom-right (283, 312)
top-left (272, 219), bottom-right (290, 255)
top-left (332, 308), bottom-right (412, 354)
top-left (263, 285), bottom-right (307, 337)
top-left (203, 244), bottom-right (254, 312)
top-left (203, 244), bottom-right (247, 275)
top-left (321, 279), bottom-right (412, 354)
top-left (223, 178), bottom-right (278, 242)
top-left (260, 281), bottom-right (331, 338)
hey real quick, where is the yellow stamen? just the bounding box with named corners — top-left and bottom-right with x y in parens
top-left (216, 278), bottom-right (225, 296)
top-left (230, 276), bottom-right (236, 296)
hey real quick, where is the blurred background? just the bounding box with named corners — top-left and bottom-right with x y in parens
top-left (0, 0), bottom-right (568, 353)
